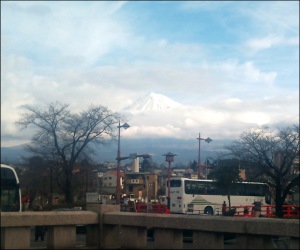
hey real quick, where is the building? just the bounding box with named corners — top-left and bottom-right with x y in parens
top-left (101, 170), bottom-right (124, 195)
top-left (123, 173), bottom-right (158, 202)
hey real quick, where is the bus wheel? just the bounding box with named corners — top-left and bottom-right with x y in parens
top-left (204, 207), bottom-right (213, 215)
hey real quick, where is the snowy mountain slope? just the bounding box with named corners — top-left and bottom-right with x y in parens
top-left (123, 92), bottom-right (185, 112)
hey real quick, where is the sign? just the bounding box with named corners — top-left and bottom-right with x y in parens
top-left (86, 192), bottom-right (99, 203)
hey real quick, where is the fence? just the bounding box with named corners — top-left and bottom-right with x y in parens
top-left (229, 204), bottom-right (300, 218)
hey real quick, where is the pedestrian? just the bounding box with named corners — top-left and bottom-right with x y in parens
top-left (222, 201), bottom-right (227, 215)
top-left (252, 201), bottom-right (262, 217)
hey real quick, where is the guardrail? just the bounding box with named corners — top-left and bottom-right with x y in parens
top-left (229, 204), bottom-right (300, 218)
top-left (1, 204), bottom-right (299, 249)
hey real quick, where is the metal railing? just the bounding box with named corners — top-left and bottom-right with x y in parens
top-left (229, 204), bottom-right (300, 218)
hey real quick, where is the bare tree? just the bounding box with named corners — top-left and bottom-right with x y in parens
top-left (16, 102), bottom-right (121, 206)
top-left (226, 125), bottom-right (299, 217)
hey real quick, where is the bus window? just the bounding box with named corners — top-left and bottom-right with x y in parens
top-left (185, 180), bottom-right (208, 195)
top-left (207, 183), bottom-right (218, 195)
top-left (246, 184), bottom-right (264, 196)
top-left (1, 187), bottom-right (20, 212)
top-left (170, 179), bottom-right (181, 187)
top-left (232, 183), bottom-right (244, 196)
top-left (232, 183), bottom-right (268, 196)
top-left (1, 164), bottom-right (22, 212)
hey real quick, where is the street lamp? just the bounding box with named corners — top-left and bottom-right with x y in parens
top-left (116, 121), bottom-right (130, 205)
top-left (196, 133), bottom-right (212, 179)
top-left (163, 152), bottom-right (177, 209)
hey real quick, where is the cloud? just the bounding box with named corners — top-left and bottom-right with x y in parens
top-left (1, 1), bottom-right (298, 148)
top-left (1, 51), bottom-right (297, 146)
top-left (247, 2), bottom-right (299, 35)
top-left (217, 60), bottom-right (277, 87)
top-left (235, 112), bottom-right (270, 126)
top-left (2, 1), bottom-right (130, 68)
top-left (247, 36), bottom-right (283, 52)
top-left (121, 93), bottom-right (298, 141)
top-left (246, 35), bottom-right (299, 52)
top-left (180, 1), bottom-right (234, 12)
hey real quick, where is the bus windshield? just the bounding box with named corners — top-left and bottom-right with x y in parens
top-left (1, 164), bottom-right (22, 212)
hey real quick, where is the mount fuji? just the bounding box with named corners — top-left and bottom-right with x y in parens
top-left (123, 92), bottom-right (185, 112)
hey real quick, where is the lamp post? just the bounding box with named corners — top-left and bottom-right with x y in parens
top-left (163, 152), bottom-right (177, 209)
top-left (196, 133), bottom-right (212, 179)
top-left (116, 121), bottom-right (130, 205)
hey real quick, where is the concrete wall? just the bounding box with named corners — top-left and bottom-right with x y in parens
top-left (1, 205), bottom-right (299, 249)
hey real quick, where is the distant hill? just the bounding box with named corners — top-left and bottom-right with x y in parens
top-left (1, 144), bottom-right (34, 165)
top-left (1, 138), bottom-right (231, 166)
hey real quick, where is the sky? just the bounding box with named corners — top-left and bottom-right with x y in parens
top-left (1, 1), bottom-right (299, 147)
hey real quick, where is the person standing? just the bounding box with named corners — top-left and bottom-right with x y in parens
top-left (222, 201), bottom-right (227, 215)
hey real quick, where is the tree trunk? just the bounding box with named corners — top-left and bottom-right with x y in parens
top-left (48, 164), bottom-right (53, 210)
top-left (64, 167), bottom-right (74, 207)
top-left (275, 196), bottom-right (284, 218)
top-left (275, 179), bottom-right (284, 218)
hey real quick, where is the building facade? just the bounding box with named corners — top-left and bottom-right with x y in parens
top-left (101, 170), bottom-right (124, 195)
top-left (123, 173), bottom-right (158, 202)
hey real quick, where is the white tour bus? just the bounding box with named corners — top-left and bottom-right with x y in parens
top-left (169, 177), bottom-right (271, 215)
top-left (1, 164), bottom-right (22, 212)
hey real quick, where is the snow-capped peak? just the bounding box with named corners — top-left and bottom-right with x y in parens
top-left (123, 92), bottom-right (184, 112)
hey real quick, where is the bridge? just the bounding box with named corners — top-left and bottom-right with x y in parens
top-left (1, 204), bottom-right (299, 249)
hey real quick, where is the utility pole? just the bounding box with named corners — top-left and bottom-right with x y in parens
top-left (196, 133), bottom-right (212, 179)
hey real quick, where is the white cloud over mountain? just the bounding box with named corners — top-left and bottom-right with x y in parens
top-left (119, 92), bottom-right (295, 142)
